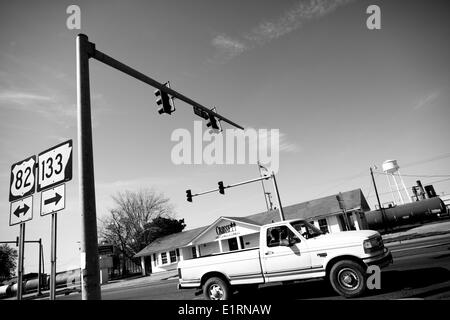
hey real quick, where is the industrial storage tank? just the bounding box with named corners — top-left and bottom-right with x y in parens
top-left (365, 197), bottom-right (447, 232)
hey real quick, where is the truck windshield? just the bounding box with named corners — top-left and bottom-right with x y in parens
top-left (290, 220), bottom-right (323, 239)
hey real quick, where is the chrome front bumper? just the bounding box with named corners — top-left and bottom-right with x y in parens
top-left (363, 248), bottom-right (393, 268)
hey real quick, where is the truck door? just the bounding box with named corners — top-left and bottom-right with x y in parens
top-left (262, 225), bottom-right (313, 283)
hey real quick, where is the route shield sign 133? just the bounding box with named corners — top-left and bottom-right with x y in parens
top-left (37, 140), bottom-right (73, 192)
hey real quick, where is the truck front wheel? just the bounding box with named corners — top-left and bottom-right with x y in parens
top-left (329, 260), bottom-right (367, 298)
top-left (203, 277), bottom-right (230, 300)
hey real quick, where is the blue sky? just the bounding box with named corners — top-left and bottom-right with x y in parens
top-left (1, 0), bottom-right (449, 273)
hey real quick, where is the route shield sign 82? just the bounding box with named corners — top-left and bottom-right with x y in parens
top-left (9, 155), bottom-right (37, 202)
top-left (37, 140), bottom-right (73, 192)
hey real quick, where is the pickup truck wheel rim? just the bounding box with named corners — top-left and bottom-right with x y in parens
top-left (337, 268), bottom-right (360, 290)
top-left (209, 284), bottom-right (224, 300)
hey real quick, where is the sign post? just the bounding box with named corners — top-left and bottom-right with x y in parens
top-left (16, 223), bottom-right (25, 300)
top-left (9, 155), bottom-right (36, 300)
top-left (50, 212), bottom-right (57, 300)
top-left (38, 140), bottom-right (72, 300)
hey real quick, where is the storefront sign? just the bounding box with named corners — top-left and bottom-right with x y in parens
top-left (216, 222), bottom-right (237, 236)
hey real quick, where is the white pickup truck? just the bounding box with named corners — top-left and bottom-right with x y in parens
top-left (178, 219), bottom-right (393, 300)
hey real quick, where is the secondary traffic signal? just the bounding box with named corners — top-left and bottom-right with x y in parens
top-left (16, 236), bottom-right (19, 246)
top-left (218, 181), bottom-right (225, 194)
top-left (154, 87), bottom-right (174, 115)
top-left (186, 189), bottom-right (192, 202)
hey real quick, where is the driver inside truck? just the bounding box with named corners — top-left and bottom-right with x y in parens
top-left (268, 228), bottom-right (280, 247)
top-left (279, 228), bottom-right (290, 246)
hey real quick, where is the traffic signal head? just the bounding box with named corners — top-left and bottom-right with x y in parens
top-left (218, 181), bottom-right (225, 195)
top-left (16, 236), bottom-right (19, 246)
top-left (186, 189), bottom-right (192, 202)
top-left (154, 88), bottom-right (174, 115)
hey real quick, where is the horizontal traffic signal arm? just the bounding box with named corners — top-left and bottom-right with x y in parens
top-left (89, 42), bottom-right (243, 130)
top-left (186, 175), bottom-right (272, 202)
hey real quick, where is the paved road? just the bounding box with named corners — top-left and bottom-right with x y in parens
top-left (57, 236), bottom-right (450, 300)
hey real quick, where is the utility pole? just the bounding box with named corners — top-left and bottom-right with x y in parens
top-left (370, 167), bottom-right (388, 233)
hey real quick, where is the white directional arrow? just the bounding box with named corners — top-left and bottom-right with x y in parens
top-left (10, 196), bottom-right (33, 226)
top-left (41, 184), bottom-right (65, 216)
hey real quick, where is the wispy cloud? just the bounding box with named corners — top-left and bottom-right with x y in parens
top-left (210, 0), bottom-right (355, 64)
top-left (279, 132), bottom-right (301, 153)
top-left (0, 89), bottom-right (76, 126)
top-left (414, 90), bottom-right (440, 110)
top-left (0, 91), bottom-right (53, 103)
top-left (211, 35), bottom-right (248, 63)
top-left (245, 128), bottom-right (301, 154)
top-left (0, 88), bottom-right (109, 128)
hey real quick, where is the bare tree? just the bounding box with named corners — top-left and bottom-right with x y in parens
top-left (99, 189), bottom-right (175, 274)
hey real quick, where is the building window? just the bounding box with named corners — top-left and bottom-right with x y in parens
top-left (192, 247), bottom-right (197, 259)
top-left (161, 252), bottom-right (168, 264)
top-left (170, 250), bottom-right (177, 263)
top-left (318, 219), bottom-right (329, 233)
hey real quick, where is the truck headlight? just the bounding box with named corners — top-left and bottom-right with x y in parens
top-left (363, 237), bottom-right (383, 253)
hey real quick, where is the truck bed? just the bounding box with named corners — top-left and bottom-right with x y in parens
top-left (178, 248), bottom-right (265, 287)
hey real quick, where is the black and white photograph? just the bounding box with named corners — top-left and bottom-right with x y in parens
top-left (0, 0), bottom-right (449, 312)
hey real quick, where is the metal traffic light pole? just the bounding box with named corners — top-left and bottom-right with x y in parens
top-left (77, 34), bottom-right (101, 300)
top-left (76, 34), bottom-right (243, 299)
top-left (189, 172), bottom-right (286, 221)
top-left (270, 172), bottom-right (286, 221)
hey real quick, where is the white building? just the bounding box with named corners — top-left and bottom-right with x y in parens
top-left (135, 189), bottom-right (370, 275)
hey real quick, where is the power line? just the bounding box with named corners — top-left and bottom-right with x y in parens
top-left (366, 177), bottom-right (450, 199)
top-left (374, 172), bottom-right (450, 178)
top-left (402, 152), bottom-right (450, 168)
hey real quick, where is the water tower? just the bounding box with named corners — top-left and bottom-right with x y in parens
top-left (382, 159), bottom-right (411, 205)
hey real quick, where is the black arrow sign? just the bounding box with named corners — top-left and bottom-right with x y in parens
top-left (14, 204), bottom-right (30, 218)
top-left (44, 193), bottom-right (62, 206)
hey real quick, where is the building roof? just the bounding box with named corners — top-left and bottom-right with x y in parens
top-left (134, 188), bottom-right (369, 257)
top-left (134, 226), bottom-right (208, 258)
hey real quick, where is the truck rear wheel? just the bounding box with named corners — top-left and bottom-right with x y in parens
top-left (203, 277), bottom-right (230, 300)
top-left (329, 260), bottom-right (367, 298)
